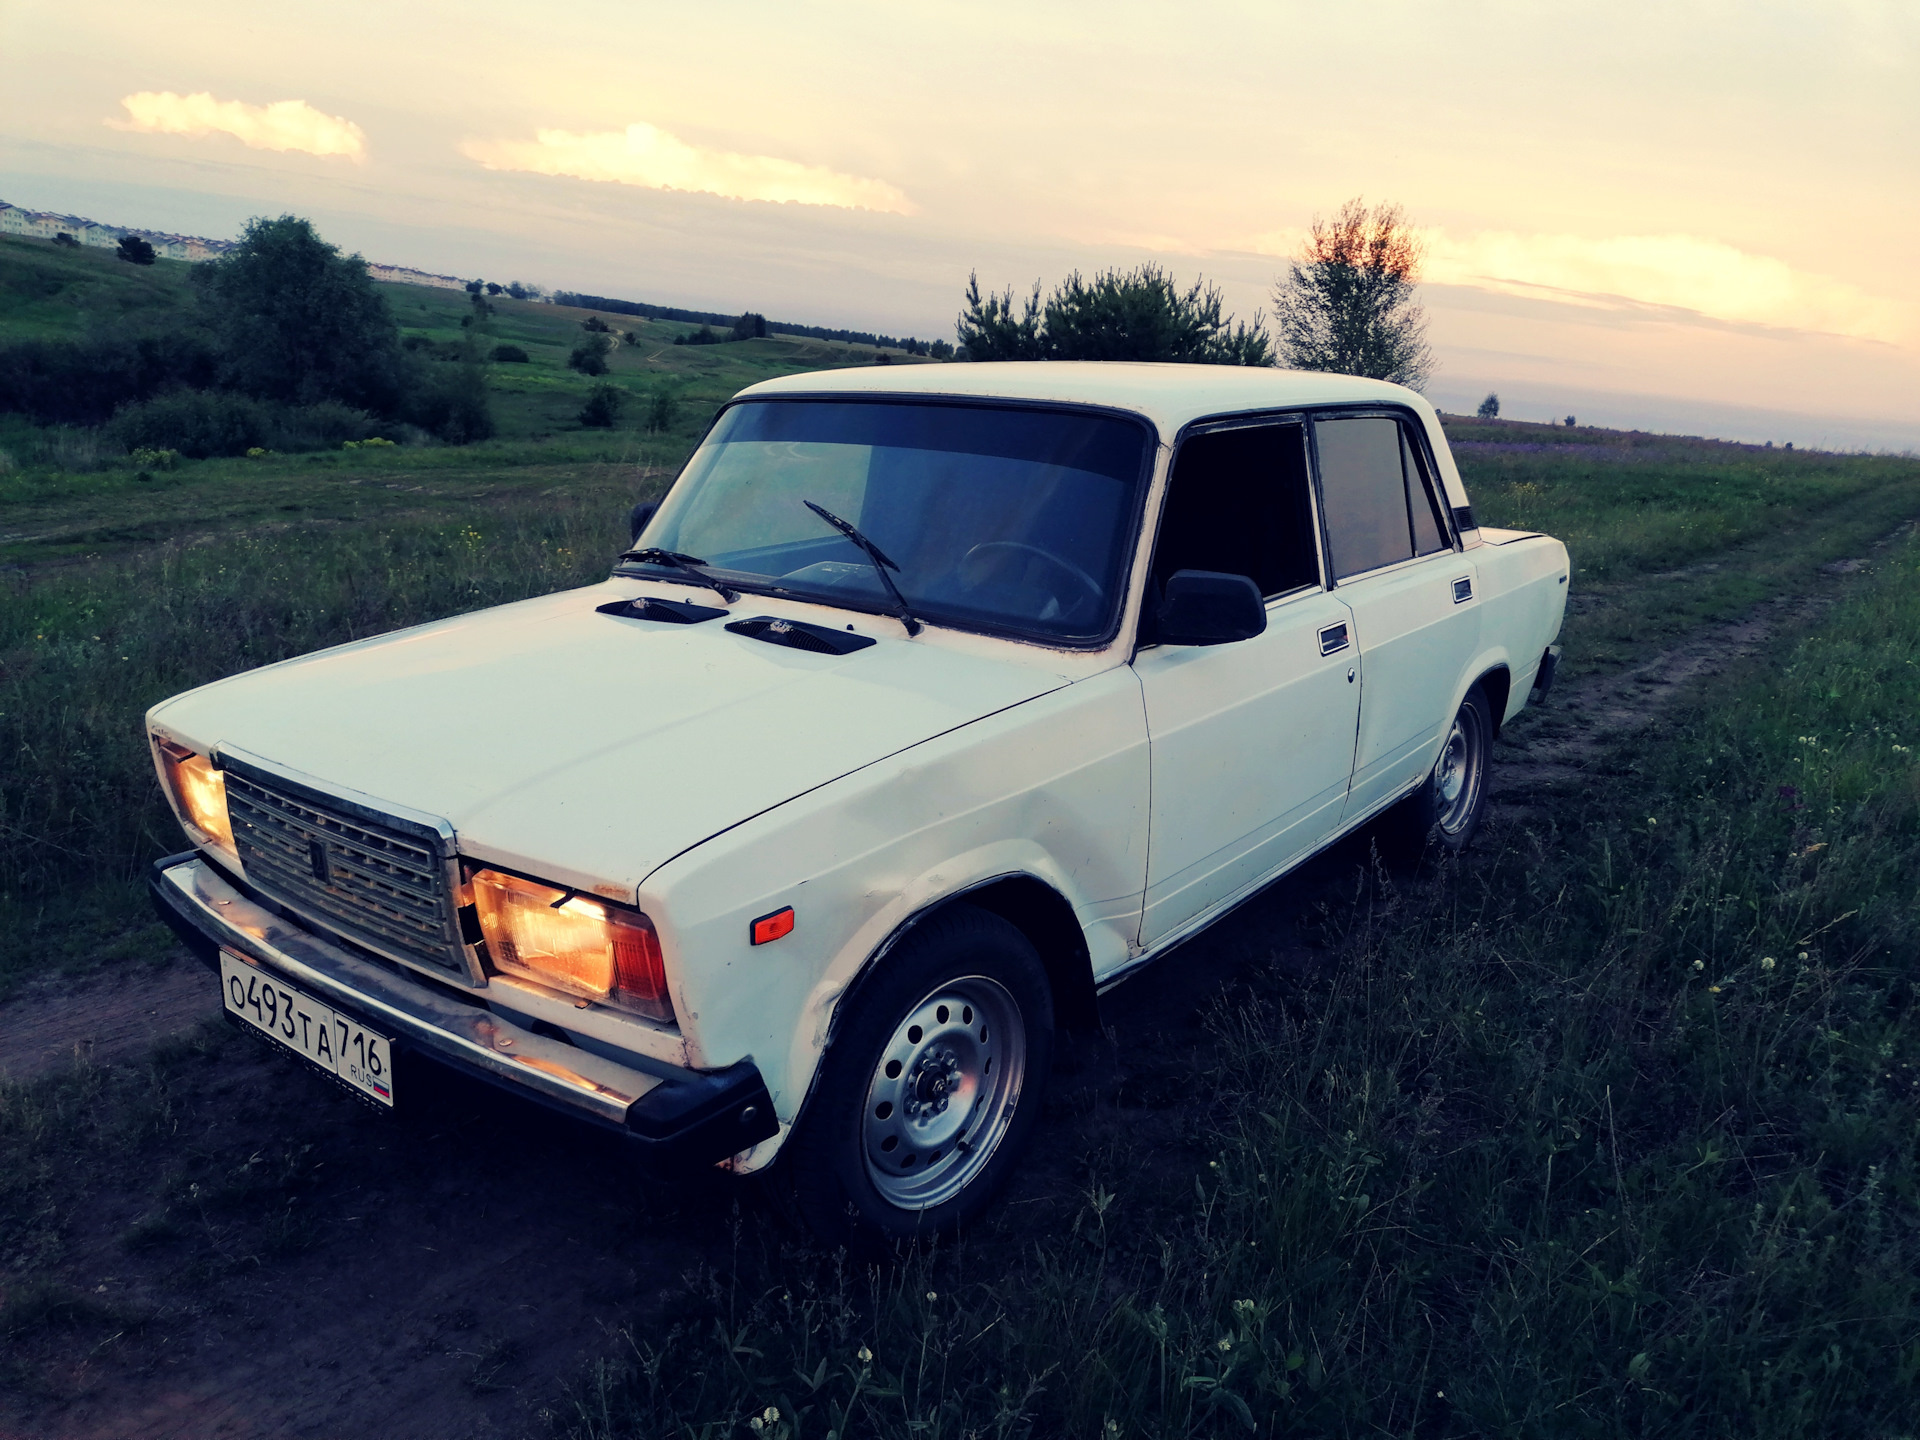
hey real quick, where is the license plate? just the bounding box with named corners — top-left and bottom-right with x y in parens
top-left (219, 949), bottom-right (394, 1106)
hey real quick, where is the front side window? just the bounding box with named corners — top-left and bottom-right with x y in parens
top-left (1315, 415), bottom-right (1452, 580)
top-left (1152, 423), bottom-right (1319, 599)
top-left (631, 400), bottom-right (1151, 643)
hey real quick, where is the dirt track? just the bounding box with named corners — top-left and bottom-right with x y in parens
top-left (0, 557), bottom-right (1881, 1440)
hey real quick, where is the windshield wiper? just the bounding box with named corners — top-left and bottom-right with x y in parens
top-left (803, 500), bottom-right (922, 637)
top-left (617, 546), bottom-right (740, 603)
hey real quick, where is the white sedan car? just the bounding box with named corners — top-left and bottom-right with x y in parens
top-left (148, 362), bottom-right (1567, 1247)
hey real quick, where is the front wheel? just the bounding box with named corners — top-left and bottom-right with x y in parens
top-left (783, 905), bottom-right (1053, 1251)
top-left (1375, 685), bottom-right (1494, 866)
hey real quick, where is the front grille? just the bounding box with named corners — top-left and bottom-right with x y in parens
top-left (223, 758), bottom-right (469, 979)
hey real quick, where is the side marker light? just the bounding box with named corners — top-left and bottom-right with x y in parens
top-left (751, 907), bottom-right (795, 946)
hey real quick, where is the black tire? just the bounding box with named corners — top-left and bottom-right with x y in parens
top-left (1374, 684), bottom-right (1494, 867)
top-left (783, 904), bottom-right (1054, 1252)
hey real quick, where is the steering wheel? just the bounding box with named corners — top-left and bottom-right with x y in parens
top-left (957, 541), bottom-right (1105, 613)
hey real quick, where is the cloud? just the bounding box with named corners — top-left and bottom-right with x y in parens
top-left (464, 122), bottom-right (914, 214)
top-left (111, 92), bottom-right (366, 159)
top-left (1421, 231), bottom-right (1907, 344)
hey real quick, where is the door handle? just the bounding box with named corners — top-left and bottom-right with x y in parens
top-left (1317, 621), bottom-right (1350, 656)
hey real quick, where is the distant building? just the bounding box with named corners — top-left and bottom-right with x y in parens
top-left (0, 198), bottom-right (453, 282)
top-left (364, 262), bottom-right (468, 291)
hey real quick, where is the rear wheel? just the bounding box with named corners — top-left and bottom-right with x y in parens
top-left (784, 905), bottom-right (1053, 1251)
top-left (1376, 685), bottom-right (1494, 865)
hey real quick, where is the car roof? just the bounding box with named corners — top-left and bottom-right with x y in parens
top-left (737, 361), bottom-right (1426, 441)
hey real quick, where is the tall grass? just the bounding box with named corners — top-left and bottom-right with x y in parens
top-left (0, 485), bottom-right (648, 988)
top-left (1460, 442), bottom-right (1919, 585)
top-left (564, 537), bottom-right (1920, 1438)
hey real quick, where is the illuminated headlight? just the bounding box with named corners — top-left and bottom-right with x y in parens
top-left (154, 738), bottom-right (236, 855)
top-left (470, 869), bottom-right (673, 1023)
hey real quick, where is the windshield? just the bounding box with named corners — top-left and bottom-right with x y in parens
top-left (626, 399), bottom-right (1152, 643)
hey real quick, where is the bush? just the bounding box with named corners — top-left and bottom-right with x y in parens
top-left (110, 391), bottom-right (273, 458)
top-left (582, 315), bottom-right (611, 332)
top-left (270, 401), bottom-right (381, 451)
top-left (578, 383), bottom-right (624, 429)
top-left (568, 341), bottom-right (608, 376)
top-left (117, 235), bottom-right (157, 266)
top-left (127, 446), bottom-right (179, 470)
top-left (644, 387), bottom-right (679, 433)
top-left (490, 344), bottom-right (530, 363)
top-left (403, 361), bottom-right (494, 444)
top-left (0, 333), bottom-right (220, 426)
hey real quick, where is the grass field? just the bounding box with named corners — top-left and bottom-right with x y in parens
top-left (4, 228), bottom-right (1920, 1436)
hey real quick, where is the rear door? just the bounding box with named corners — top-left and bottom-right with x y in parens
top-left (1311, 413), bottom-right (1479, 820)
top-left (1133, 421), bottom-right (1359, 948)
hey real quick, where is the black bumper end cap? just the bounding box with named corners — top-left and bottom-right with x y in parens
top-left (1529, 645), bottom-right (1562, 704)
top-left (148, 851), bottom-right (222, 972)
top-left (626, 1058), bottom-right (779, 1167)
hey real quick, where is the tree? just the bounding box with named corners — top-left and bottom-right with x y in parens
top-left (485, 282), bottom-right (503, 296)
top-left (193, 215), bottom-right (405, 412)
top-left (1272, 198), bottom-right (1433, 388)
top-left (957, 265), bottom-right (1271, 365)
top-left (1477, 393), bottom-right (1500, 419)
top-left (731, 311), bottom-right (768, 341)
top-left (578, 382), bottom-right (623, 428)
top-left (568, 339), bottom-right (609, 375)
top-left (117, 235), bottom-right (157, 266)
top-left (1564, 415), bottom-right (1576, 428)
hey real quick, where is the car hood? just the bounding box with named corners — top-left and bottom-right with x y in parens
top-left (152, 581), bottom-right (1073, 895)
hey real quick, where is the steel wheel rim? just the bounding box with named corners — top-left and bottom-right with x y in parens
top-left (862, 975), bottom-right (1026, 1210)
top-left (1434, 707), bottom-right (1484, 835)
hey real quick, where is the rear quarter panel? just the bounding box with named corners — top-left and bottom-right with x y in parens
top-left (1462, 531), bottom-right (1570, 723)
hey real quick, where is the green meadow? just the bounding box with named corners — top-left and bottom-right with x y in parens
top-left (3, 228), bottom-right (1920, 1434)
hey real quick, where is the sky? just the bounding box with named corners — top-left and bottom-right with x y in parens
top-left (3, 0), bottom-right (1916, 449)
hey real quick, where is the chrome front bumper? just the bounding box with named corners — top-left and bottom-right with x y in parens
top-left (150, 852), bottom-right (777, 1165)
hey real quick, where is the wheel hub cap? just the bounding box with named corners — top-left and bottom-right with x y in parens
top-left (862, 976), bottom-right (1026, 1210)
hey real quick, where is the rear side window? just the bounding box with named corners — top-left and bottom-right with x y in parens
top-left (1315, 415), bottom-right (1453, 579)
top-left (1152, 423), bottom-right (1319, 600)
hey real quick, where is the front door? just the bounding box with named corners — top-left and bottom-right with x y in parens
top-left (1133, 422), bottom-right (1360, 950)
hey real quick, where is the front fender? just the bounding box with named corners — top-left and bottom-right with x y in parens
top-left (636, 665), bottom-right (1150, 1168)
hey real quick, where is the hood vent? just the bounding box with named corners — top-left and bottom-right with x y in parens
top-left (725, 615), bottom-right (875, 656)
top-left (596, 596), bottom-right (729, 625)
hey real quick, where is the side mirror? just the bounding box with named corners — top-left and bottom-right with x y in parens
top-left (628, 500), bottom-right (658, 544)
top-left (1157, 570), bottom-right (1265, 646)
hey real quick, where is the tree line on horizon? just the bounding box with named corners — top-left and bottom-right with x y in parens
top-left (957, 198), bottom-right (1434, 387)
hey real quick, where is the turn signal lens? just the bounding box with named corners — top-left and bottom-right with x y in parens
top-left (750, 907), bottom-right (795, 946)
top-left (470, 869), bottom-right (672, 1022)
top-left (155, 739), bottom-right (235, 853)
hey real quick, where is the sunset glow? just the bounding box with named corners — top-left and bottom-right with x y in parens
top-left (3, 0), bottom-right (1910, 446)
top-left (111, 92), bottom-right (366, 160)
top-left (463, 121), bottom-right (915, 213)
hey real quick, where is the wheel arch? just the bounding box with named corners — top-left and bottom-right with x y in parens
top-left (779, 871), bottom-right (1099, 1146)
top-left (1475, 663), bottom-right (1512, 736)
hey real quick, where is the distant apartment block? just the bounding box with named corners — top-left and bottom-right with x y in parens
top-left (0, 199), bottom-right (470, 288)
